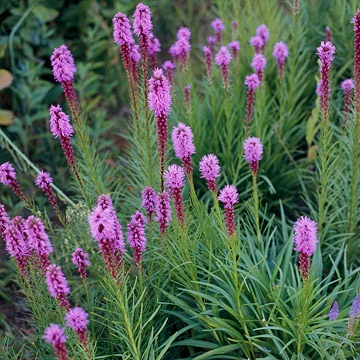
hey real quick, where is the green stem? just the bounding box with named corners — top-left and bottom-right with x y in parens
top-left (252, 172), bottom-right (261, 247)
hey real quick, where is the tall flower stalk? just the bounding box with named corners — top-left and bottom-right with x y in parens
top-left (244, 74), bottom-right (260, 137)
top-left (218, 185), bottom-right (239, 238)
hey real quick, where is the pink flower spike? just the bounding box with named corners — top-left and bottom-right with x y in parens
top-left (141, 186), bottom-right (157, 221)
top-left (350, 294), bottom-right (360, 318)
top-left (215, 46), bottom-right (232, 92)
top-left (273, 41), bottom-right (289, 79)
top-left (244, 74), bottom-right (260, 128)
top-left (251, 54), bottom-right (266, 84)
top-left (0, 162), bottom-right (25, 199)
top-left (177, 27), bottom-right (191, 40)
top-left (127, 211), bottom-right (147, 264)
top-left (164, 165), bottom-right (186, 190)
top-left (341, 78), bottom-right (355, 126)
top-left (203, 46), bottom-right (213, 80)
top-left (293, 216), bottom-right (318, 280)
top-left (184, 84), bottom-right (191, 110)
top-left (256, 24), bottom-right (269, 46)
top-left (231, 21), bottom-right (238, 30)
top-left (353, 10), bottom-right (360, 115)
top-left (43, 324), bottom-right (69, 360)
top-left (50, 45), bottom-right (76, 83)
top-left (35, 171), bottom-right (60, 213)
top-left (228, 41), bottom-right (240, 62)
top-left (199, 154), bottom-right (221, 192)
top-left (211, 18), bottom-right (225, 43)
top-left (207, 35), bottom-right (216, 57)
top-left (169, 36), bottom-right (191, 67)
top-left (113, 12), bottom-right (133, 46)
top-left (72, 248), bottom-right (90, 279)
top-left (0, 204), bottom-right (10, 234)
top-left (162, 60), bottom-right (176, 86)
top-left (218, 185), bottom-right (239, 237)
top-left (133, 3), bottom-right (152, 37)
top-left (155, 191), bottom-right (172, 235)
top-left (250, 36), bottom-right (264, 54)
top-left (45, 264), bottom-right (71, 310)
top-left (49, 105), bottom-right (74, 138)
top-left (172, 122), bottom-right (196, 177)
top-left (341, 78), bottom-right (355, 92)
top-left (65, 307), bottom-right (89, 347)
top-left (148, 33), bottom-right (161, 68)
top-left (328, 301), bottom-right (339, 321)
top-left (243, 137), bottom-right (263, 174)
top-left (245, 73), bottom-right (260, 90)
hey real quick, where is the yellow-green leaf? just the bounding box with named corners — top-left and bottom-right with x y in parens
top-left (0, 69), bottom-right (13, 90)
top-left (0, 109), bottom-right (14, 126)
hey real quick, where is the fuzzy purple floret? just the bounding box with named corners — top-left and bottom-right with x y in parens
top-left (133, 3), bottom-right (152, 37)
top-left (0, 162), bottom-right (16, 185)
top-left (228, 40), bottom-right (240, 53)
top-left (350, 294), bottom-right (360, 318)
top-left (113, 12), bottom-right (133, 46)
top-left (65, 307), bottom-right (89, 332)
top-left (148, 34), bottom-right (161, 55)
top-left (211, 18), bottom-right (225, 33)
top-left (50, 45), bottom-right (76, 83)
top-left (155, 191), bottom-right (172, 234)
top-left (43, 324), bottom-right (67, 346)
top-left (35, 171), bottom-right (53, 190)
top-left (251, 54), bottom-right (267, 72)
top-left (127, 211), bottom-right (147, 263)
top-left (215, 46), bottom-right (232, 66)
top-left (273, 41), bottom-right (289, 63)
top-left (141, 186), bottom-right (157, 219)
top-left (199, 154), bottom-right (221, 182)
top-left (148, 68), bottom-right (172, 117)
top-left (317, 41), bottom-right (335, 64)
top-left (0, 204), bottom-right (9, 233)
top-left (177, 27), bottom-right (191, 40)
top-left (45, 264), bottom-right (70, 309)
top-left (250, 36), bottom-right (264, 51)
top-left (71, 248), bottom-right (90, 278)
top-left (293, 216), bottom-right (318, 256)
top-left (218, 185), bottom-right (239, 209)
top-left (245, 74), bottom-right (260, 90)
top-left (164, 165), bottom-right (186, 190)
top-left (25, 215), bottom-right (53, 257)
top-left (172, 122), bottom-right (196, 160)
top-left (341, 78), bottom-right (354, 92)
top-left (49, 105), bottom-right (74, 138)
top-left (328, 301), bottom-right (339, 321)
top-left (243, 137), bottom-right (263, 163)
top-left (256, 24), bottom-right (269, 43)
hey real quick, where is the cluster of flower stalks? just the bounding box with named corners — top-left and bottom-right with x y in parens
top-left (1, 2), bottom-right (360, 359)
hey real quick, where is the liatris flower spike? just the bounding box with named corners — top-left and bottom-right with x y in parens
top-left (72, 248), bottom-right (91, 279)
top-left (203, 46), bottom-right (212, 81)
top-left (155, 191), bottom-right (172, 235)
top-left (127, 211), bottom-right (147, 265)
top-left (184, 84), bottom-right (191, 111)
top-left (255, 24), bottom-right (269, 51)
top-left (35, 171), bottom-right (60, 214)
top-left (3, 216), bottom-right (29, 277)
top-left (0, 162), bottom-right (26, 200)
top-left (46, 264), bottom-right (71, 310)
top-left (172, 122), bottom-right (196, 178)
top-left (250, 36), bottom-right (264, 54)
top-left (141, 186), bottom-right (157, 221)
top-left (43, 324), bottom-right (70, 360)
top-left (326, 26), bottom-right (332, 43)
top-left (228, 40), bottom-right (240, 62)
top-left (218, 185), bottom-right (239, 237)
top-left (211, 18), bottom-right (225, 43)
top-left (328, 301), bottom-right (339, 321)
top-left (316, 41), bottom-right (336, 121)
top-left (162, 60), bottom-right (176, 86)
top-left (148, 33), bottom-right (161, 69)
top-left (65, 307), bottom-right (89, 347)
top-left (273, 41), bottom-right (289, 79)
top-left (207, 35), bottom-right (216, 57)
top-left (251, 54), bottom-right (266, 84)
top-left (293, 216), bottom-right (318, 280)
top-left (148, 68), bottom-right (172, 187)
top-left (341, 78), bottom-right (354, 127)
top-left (244, 74), bottom-right (260, 130)
top-left (50, 45), bottom-right (79, 121)
top-left (0, 204), bottom-right (10, 234)
top-left (164, 165), bottom-right (186, 226)
top-left (169, 28), bottom-right (191, 67)
top-left (348, 294), bottom-right (360, 334)
top-left (352, 10), bottom-right (360, 114)
top-left (199, 154), bottom-right (221, 193)
top-left (243, 137), bottom-right (263, 175)
top-left (24, 216), bottom-right (53, 272)
top-left (215, 46), bottom-right (232, 92)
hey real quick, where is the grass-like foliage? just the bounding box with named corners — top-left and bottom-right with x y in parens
top-left (0, 0), bottom-right (360, 359)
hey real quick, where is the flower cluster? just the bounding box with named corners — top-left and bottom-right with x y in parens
top-left (141, 186), bottom-right (157, 221)
top-left (272, 41), bottom-right (289, 79)
top-left (169, 27), bottom-right (191, 67)
top-left (46, 264), bottom-right (71, 310)
top-left (199, 154), bottom-right (221, 192)
top-left (0, 162), bottom-right (25, 200)
top-left (71, 248), bottom-right (91, 279)
top-left (218, 185), bottom-right (239, 237)
top-left (127, 211), bottom-right (147, 264)
top-left (155, 191), bottom-right (172, 235)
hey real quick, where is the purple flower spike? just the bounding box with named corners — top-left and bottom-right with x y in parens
top-left (184, 84), bottom-right (191, 110)
top-left (207, 35), bottom-right (216, 57)
top-left (162, 60), bottom-right (176, 86)
top-left (256, 24), bottom-right (269, 48)
top-left (350, 294), bottom-right (360, 318)
top-left (293, 216), bottom-right (318, 280)
top-left (133, 3), bottom-right (152, 37)
top-left (43, 324), bottom-right (69, 360)
top-left (155, 191), bottom-right (172, 235)
top-left (244, 74), bottom-right (260, 128)
top-left (0, 204), bottom-right (10, 234)
top-left (35, 171), bottom-right (59, 213)
top-left (218, 185), bottom-right (239, 237)
top-left (211, 18), bottom-right (225, 43)
top-left (164, 165), bottom-right (186, 226)
top-left (326, 26), bottom-right (332, 43)
top-left (141, 186), bottom-right (157, 221)
top-left (273, 41), bottom-right (289, 79)
top-left (353, 10), bottom-right (360, 114)
top-left (148, 33), bottom-right (161, 69)
top-left (65, 307), bottom-right (89, 347)
top-left (228, 41), bottom-right (240, 62)
top-left (328, 301), bottom-right (339, 321)
top-left (177, 27), bottom-right (191, 40)
top-left (50, 45), bottom-right (76, 83)
top-left (243, 137), bottom-right (263, 174)
top-left (317, 41), bottom-right (336, 121)
top-left (172, 122), bottom-right (196, 177)
top-left (203, 46), bottom-right (213, 80)
top-left (251, 54), bottom-right (267, 84)
top-left (0, 162), bottom-right (25, 200)
top-left (25, 216), bottom-right (53, 272)
top-left (199, 154), bottom-right (221, 192)
top-left (169, 30), bottom-right (191, 67)
top-left (215, 46), bottom-right (232, 92)
top-left (250, 36), bottom-right (264, 54)
top-left (127, 211), bottom-right (147, 264)
top-left (72, 248), bottom-right (90, 279)
top-left (341, 78), bottom-right (355, 126)
top-left (45, 264), bottom-right (71, 310)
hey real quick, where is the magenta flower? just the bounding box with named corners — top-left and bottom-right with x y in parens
top-left (162, 60), bottom-right (176, 86)
top-left (231, 21), bottom-right (238, 30)
top-left (328, 301), bottom-right (339, 321)
top-left (317, 41), bottom-right (336, 121)
top-left (43, 324), bottom-right (69, 360)
top-left (164, 165), bottom-right (186, 226)
top-left (350, 294), bottom-right (360, 318)
top-left (243, 137), bottom-right (263, 174)
top-left (353, 10), bottom-right (360, 114)
top-left (155, 191), bottom-right (172, 235)
top-left (184, 84), bottom-right (191, 111)
top-left (0, 204), bottom-right (9, 234)
top-left (228, 40), bottom-right (240, 62)
top-left (50, 45), bottom-right (79, 121)
top-left (148, 68), bottom-right (172, 186)
top-left (35, 171), bottom-right (59, 214)
top-left (251, 54), bottom-right (266, 84)
top-left (207, 35), bottom-right (216, 57)
top-left (177, 27), bottom-right (191, 40)
top-left (3, 216), bottom-right (29, 277)
top-left (113, 12), bottom-right (133, 46)
top-left (293, 216), bottom-right (318, 280)
top-left (273, 41), bottom-right (289, 79)
top-left (50, 45), bottom-right (76, 83)
top-left (89, 195), bottom-right (125, 279)
top-left (71, 248), bottom-right (90, 279)
top-left (244, 74), bottom-right (260, 129)
top-left (141, 186), bottom-right (157, 221)
top-left (127, 211), bottom-right (147, 264)
top-left (199, 154), bottom-right (221, 192)
top-left (250, 36), bottom-right (264, 54)
top-left (0, 162), bottom-right (25, 200)
top-left (133, 3), bottom-right (152, 37)
top-left (256, 24), bottom-right (269, 48)
top-left (46, 264), bottom-right (71, 310)
top-left (169, 35), bottom-right (191, 67)
top-left (172, 122), bottom-right (196, 177)
top-left (211, 18), bottom-right (225, 43)
top-left (65, 307), bottom-right (89, 347)
top-left (148, 33), bottom-right (161, 69)
top-left (24, 216), bottom-right (53, 272)
top-left (203, 45), bottom-right (213, 80)
top-left (218, 185), bottom-right (239, 237)
top-left (215, 46), bottom-right (232, 92)
top-left (341, 78), bottom-right (355, 127)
